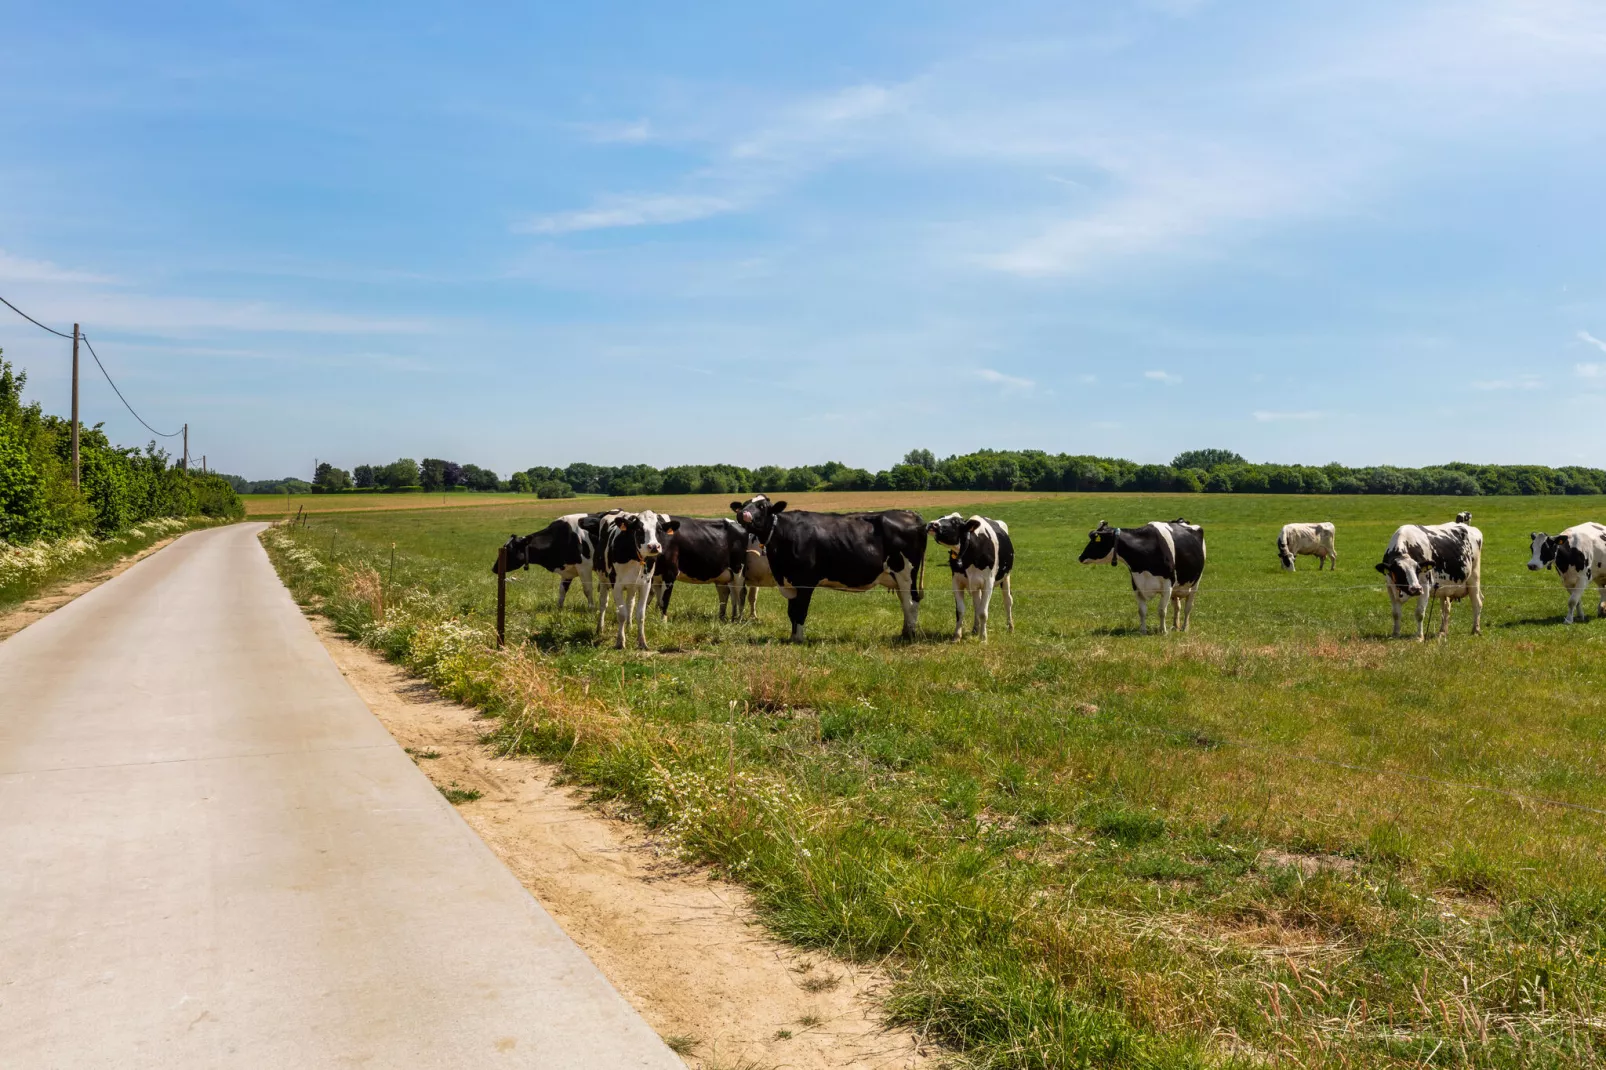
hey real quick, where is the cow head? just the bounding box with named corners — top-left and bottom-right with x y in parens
top-left (611, 509), bottom-right (678, 561)
top-left (733, 495), bottom-right (785, 545)
top-left (926, 512), bottom-right (968, 549)
top-left (1455, 511), bottom-right (1472, 525)
top-left (1528, 532), bottom-right (1557, 571)
top-left (495, 531), bottom-right (537, 573)
top-left (1277, 532), bottom-right (1295, 571)
top-left (1375, 552), bottom-right (1426, 597)
top-left (1079, 521), bottom-right (1120, 566)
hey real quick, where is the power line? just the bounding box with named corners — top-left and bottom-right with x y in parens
top-left (0, 292), bottom-right (75, 339)
top-left (77, 332), bottom-right (182, 438)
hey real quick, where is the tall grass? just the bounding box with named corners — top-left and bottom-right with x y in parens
top-left (263, 493), bottom-right (1606, 1068)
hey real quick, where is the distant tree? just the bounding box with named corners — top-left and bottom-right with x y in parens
top-left (902, 448), bottom-right (937, 470)
top-left (508, 471), bottom-right (533, 493)
top-left (889, 464), bottom-right (929, 491)
top-left (1204, 470), bottom-right (1233, 493)
top-left (699, 469), bottom-right (732, 494)
top-left (828, 467), bottom-right (874, 491)
top-left (353, 464), bottom-right (375, 489)
top-left (753, 465), bottom-right (789, 492)
top-left (563, 463), bottom-right (602, 494)
top-left (1172, 448), bottom-right (1246, 471)
top-left (785, 467), bottom-right (822, 492)
top-left (381, 458), bottom-right (420, 490)
top-left (459, 464), bottom-right (499, 491)
top-left (661, 466), bottom-right (701, 494)
top-left (419, 458), bottom-right (449, 492)
top-left (536, 480), bottom-right (574, 499)
top-left (313, 462), bottom-right (352, 493)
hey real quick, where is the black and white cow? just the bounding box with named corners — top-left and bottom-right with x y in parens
top-left (1078, 519), bottom-right (1206, 634)
top-left (736, 532), bottom-right (774, 620)
top-left (595, 510), bottom-right (678, 649)
top-left (1277, 522), bottom-right (1337, 571)
top-left (732, 495), bottom-right (926, 641)
top-left (1374, 521), bottom-right (1483, 639)
top-left (927, 512), bottom-right (1014, 641)
top-left (1527, 523), bottom-right (1606, 623)
top-left (1455, 511), bottom-right (1473, 525)
top-left (652, 516), bottom-right (748, 621)
top-left (495, 513), bottom-right (598, 610)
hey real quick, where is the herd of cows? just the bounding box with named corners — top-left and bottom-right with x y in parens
top-left (493, 496), bottom-right (1606, 648)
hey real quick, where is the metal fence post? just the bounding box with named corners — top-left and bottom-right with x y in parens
top-left (496, 545), bottom-right (508, 649)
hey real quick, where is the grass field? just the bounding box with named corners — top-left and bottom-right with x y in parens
top-left (264, 492), bottom-right (1606, 1068)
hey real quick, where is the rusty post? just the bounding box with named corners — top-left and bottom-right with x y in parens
top-left (496, 545), bottom-right (508, 649)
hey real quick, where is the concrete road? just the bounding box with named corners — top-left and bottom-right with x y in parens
top-left (0, 523), bottom-right (682, 1069)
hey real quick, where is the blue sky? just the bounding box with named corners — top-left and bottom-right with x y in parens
top-left (2, 0), bottom-right (1604, 479)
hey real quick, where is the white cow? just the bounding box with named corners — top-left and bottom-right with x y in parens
top-left (1277, 522), bottom-right (1337, 571)
top-left (595, 510), bottom-right (677, 649)
top-left (1528, 523), bottom-right (1606, 623)
top-left (1375, 521), bottom-right (1483, 639)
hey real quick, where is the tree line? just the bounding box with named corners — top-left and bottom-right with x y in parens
top-left (249, 447), bottom-right (1606, 499)
top-left (0, 352), bottom-right (243, 543)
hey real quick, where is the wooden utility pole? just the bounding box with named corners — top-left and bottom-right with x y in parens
top-left (496, 545), bottom-right (508, 649)
top-left (182, 424), bottom-right (189, 472)
top-left (70, 324), bottom-right (80, 488)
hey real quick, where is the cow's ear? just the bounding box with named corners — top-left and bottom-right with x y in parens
top-left (1557, 534), bottom-right (1570, 547)
top-left (730, 501), bottom-right (744, 513)
top-left (615, 516), bottom-right (630, 530)
top-left (663, 520), bottom-right (680, 533)
top-left (966, 518), bottom-right (982, 532)
top-left (1374, 562), bottom-right (1387, 574)
top-left (772, 500), bottom-right (787, 513)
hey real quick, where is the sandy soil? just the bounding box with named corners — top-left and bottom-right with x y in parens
top-left (0, 535), bottom-right (184, 643)
top-left (310, 617), bottom-right (933, 1070)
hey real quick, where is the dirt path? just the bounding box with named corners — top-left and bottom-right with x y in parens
top-left (0, 534), bottom-right (185, 643)
top-left (310, 617), bottom-right (933, 1070)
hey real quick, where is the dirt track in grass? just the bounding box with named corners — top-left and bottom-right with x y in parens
top-left (308, 616), bottom-right (932, 1070)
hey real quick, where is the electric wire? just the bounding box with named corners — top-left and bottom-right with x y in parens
top-left (0, 291), bottom-right (75, 338)
top-left (77, 332), bottom-right (182, 438)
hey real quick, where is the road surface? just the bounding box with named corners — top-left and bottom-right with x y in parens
top-left (0, 523), bottom-right (681, 1069)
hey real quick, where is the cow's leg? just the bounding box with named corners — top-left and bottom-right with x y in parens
top-left (1169, 588), bottom-right (1181, 632)
top-left (658, 577), bottom-right (675, 620)
top-left (951, 574), bottom-right (966, 641)
top-left (613, 579), bottom-right (630, 649)
top-left (1470, 586), bottom-right (1483, 636)
top-left (1135, 591), bottom-right (1149, 635)
top-left (745, 584), bottom-right (758, 620)
top-left (635, 581), bottom-right (651, 650)
top-left (1414, 591), bottom-right (1429, 641)
top-left (894, 563), bottom-right (919, 640)
top-left (579, 562), bottom-right (595, 610)
top-left (557, 576), bottom-right (573, 610)
top-left (787, 586), bottom-right (814, 643)
top-left (1180, 589), bottom-right (1197, 632)
top-left (1437, 596), bottom-right (1453, 638)
top-left (976, 572), bottom-right (995, 641)
top-left (1390, 592), bottom-right (1403, 638)
top-left (596, 575), bottom-right (611, 634)
top-left (1001, 573), bottom-right (1015, 632)
top-left (1597, 579), bottom-right (1606, 618)
top-left (1158, 580), bottom-right (1174, 634)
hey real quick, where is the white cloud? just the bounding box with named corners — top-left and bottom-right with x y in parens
top-left (1253, 410), bottom-right (1324, 422)
top-left (517, 194), bottom-right (739, 234)
top-left (1471, 376), bottom-right (1542, 391)
top-left (1144, 369), bottom-right (1181, 384)
top-left (1578, 330), bottom-right (1606, 355)
top-left (975, 367), bottom-right (1035, 392)
top-left (1578, 362), bottom-right (1605, 379)
top-left (582, 119), bottom-right (654, 143)
top-left (0, 249), bottom-right (116, 285)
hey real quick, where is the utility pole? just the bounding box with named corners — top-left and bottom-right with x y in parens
top-left (182, 424), bottom-right (189, 472)
top-left (71, 324), bottom-right (80, 488)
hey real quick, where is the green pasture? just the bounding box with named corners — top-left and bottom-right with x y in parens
top-left (268, 492), bottom-right (1606, 1069)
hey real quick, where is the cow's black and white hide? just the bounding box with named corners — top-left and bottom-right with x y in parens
top-left (1455, 511), bottom-right (1473, 525)
top-left (594, 510), bottom-right (678, 649)
top-left (1277, 522), bottom-right (1337, 572)
top-left (1528, 523), bottom-right (1606, 623)
top-left (737, 530), bottom-right (774, 619)
top-left (495, 513), bottom-right (597, 610)
top-left (733, 495), bottom-right (926, 641)
top-left (1374, 522), bottom-right (1483, 639)
top-left (651, 516), bottom-right (748, 621)
top-left (927, 512), bottom-right (1015, 641)
top-left (1078, 519), bottom-right (1206, 634)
